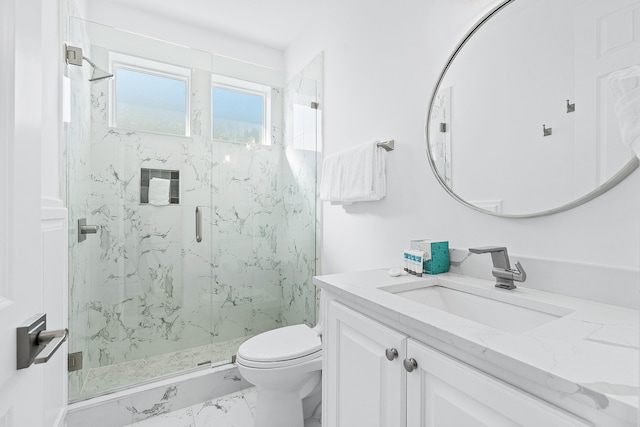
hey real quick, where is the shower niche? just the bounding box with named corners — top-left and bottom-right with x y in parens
top-left (65, 16), bottom-right (322, 402)
top-left (140, 168), bottom-right (180, 205)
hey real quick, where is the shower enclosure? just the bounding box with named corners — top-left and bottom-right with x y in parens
top-left (65, 17), bottom-right (321, 402)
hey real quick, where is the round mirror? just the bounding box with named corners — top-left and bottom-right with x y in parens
top-left (426, 0), bottom-right (639, 217)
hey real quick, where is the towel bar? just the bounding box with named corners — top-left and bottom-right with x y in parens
top-left (377, 140), bottom-right (395, 151)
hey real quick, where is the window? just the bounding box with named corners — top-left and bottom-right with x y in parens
top-left (110, 53), bottom-right (190, 136)
top-left (212, 75), bottom-right (271, 145)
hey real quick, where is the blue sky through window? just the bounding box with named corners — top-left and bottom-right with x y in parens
top-left (212, 85), bottom-right (265, 144)
top-left (116, 68), bottom-right (186, 112)
top-left (212, 87), bottom-right (263, 124)
top-left (114, 67), bottom-right (187, 135)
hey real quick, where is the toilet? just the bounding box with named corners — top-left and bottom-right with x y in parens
top-left (236, 323), bottom-right (322, 427)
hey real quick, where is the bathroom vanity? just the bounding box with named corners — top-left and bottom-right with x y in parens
top-left (314, 270), bottom-right (638, 427)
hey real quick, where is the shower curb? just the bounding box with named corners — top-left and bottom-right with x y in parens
top-left (65, 364), bottom-right (250, 427)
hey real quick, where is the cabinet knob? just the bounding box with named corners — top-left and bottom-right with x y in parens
top-left (385, 348), bottom-right (398, 361)
top-left (403, 358), bottom-right (418, 372)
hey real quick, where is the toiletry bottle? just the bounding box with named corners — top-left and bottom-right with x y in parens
top-left (404, 250), bottom-right (409, 272)
top-left (409, 250), bottom-right (416, 274)
top-left (410, 251), bottom-right (417, 275)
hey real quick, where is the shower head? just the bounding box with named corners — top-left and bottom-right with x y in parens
top-left (82, 56), bottom-right (114, 82)
top-left (65, 44), bottom-right (114, 83)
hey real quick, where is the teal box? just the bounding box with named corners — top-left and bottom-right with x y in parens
top-left (423, 241), bottom-right (450, 274)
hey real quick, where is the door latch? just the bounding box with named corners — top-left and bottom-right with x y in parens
top-left (17, 313), bottom-right (68, 369)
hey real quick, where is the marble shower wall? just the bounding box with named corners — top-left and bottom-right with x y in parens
top-left (66, 23), bottom-right (321, 400)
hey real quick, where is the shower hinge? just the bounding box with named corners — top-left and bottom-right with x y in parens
top-left (68, 351), bottom-right (83, 372)
top-left (310, 102), bottom-right (319, 110)
top-left (65, 44), bottom-right (83, 66)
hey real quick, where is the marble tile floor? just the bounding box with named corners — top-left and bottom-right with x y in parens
top-left (125, 388), bottom-right (256, 427)
top-left (79, 336), bottom-right (250, 399)
top-left (125, 388), bottom-right (322, 427)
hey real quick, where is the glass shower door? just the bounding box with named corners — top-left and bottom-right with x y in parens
top-left (65, 17), bottom-right (215, 401)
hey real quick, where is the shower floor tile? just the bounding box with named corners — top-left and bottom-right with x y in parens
top-left (78, 336), bottom-right (250, 399)
top-left (126, 387), bottom-right (256, 427)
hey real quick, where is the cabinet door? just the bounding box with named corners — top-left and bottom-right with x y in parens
top-left (326, 301), bottom-right (407, 427)
top-left (406, 339), bottom-right (592, 427)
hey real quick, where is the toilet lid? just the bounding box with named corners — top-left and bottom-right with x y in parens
top-left (237, 324), bottom-right (321, 363)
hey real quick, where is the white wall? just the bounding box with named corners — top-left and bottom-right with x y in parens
top-left (285, 0), bottom-right (639, 285)
top-left (82, 0), bottom-right (284, 71)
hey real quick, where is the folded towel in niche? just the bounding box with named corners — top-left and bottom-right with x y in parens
top-left (148, 177), bottom-right (170, 206)
top-left (608, 65), bottom-right (640, 159)
top-left (320, 141), bottom-right (386, 203)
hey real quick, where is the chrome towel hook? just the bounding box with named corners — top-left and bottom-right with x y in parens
top-left (566, 100), bottom-right (575, 113)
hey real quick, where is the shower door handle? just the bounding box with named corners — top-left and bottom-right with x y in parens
top-left (195, 206), bottom-right (202, 243)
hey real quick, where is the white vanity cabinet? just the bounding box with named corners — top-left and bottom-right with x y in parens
top-left (405, 339), bottom-right (590, 427)
top-left (326, 300), bottom-right (592, 427)
top-left (326, 299), bottom-right (407, 427)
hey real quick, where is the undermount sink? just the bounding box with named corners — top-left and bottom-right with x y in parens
top-left (383, 279), bottom-right (573, 334)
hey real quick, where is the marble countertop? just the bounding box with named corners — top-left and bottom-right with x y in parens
top-left (314, 269), bottom-right (639, 423)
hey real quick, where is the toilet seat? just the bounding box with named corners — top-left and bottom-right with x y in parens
top-left (237, 324), bottom-right (322, 369)
top-left (236, 350), bottom-right (321, 369)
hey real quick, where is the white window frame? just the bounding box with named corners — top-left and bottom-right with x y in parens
top-left (211, 74), bottom-right (272, 146)
top-left (109, 52), bottom-right (191, 137)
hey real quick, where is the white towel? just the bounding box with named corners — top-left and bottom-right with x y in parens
top-left (320, 141), bottom-right (387, 203)
top-left (148, 177), bottom-right (170, 206)
top-left (319, 152), bottom-right (343, 202)
top-left (608, 65), bottom-right (640, 159)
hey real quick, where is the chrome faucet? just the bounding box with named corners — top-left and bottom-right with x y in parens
top-left (468, 246), bottom-right (526, 290)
